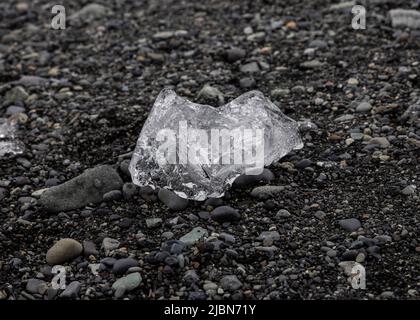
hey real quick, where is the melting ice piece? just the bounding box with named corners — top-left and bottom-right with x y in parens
top-left (129, 89), bottom-right (303, 200)
top-left (0, 119), bottom-right (23, 157)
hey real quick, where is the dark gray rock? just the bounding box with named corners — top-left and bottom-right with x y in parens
top-left (26, 278), bottom-right (46, 294)
top-left (225, 47), bottom-right (246, 62)
top-left (112, 258), bottom-right (139, 274)
top-left (232, 169), bottom-right (274, 188)
top-left (60, 281), bottom-right (81, 298)
top-left (39, 165), bottom-right (123, 213)
top-left (220, 275), bottom-right (242, 291)
top-left (83, 240), bottom-right (98, 257)
top-left (210, 206), bottom-right (240, 222)
top-left (339, 218), bottom-right (362, 232)
top-left (158, 189), bottom-right (188, 210)
top-left (250, 185), bottom-right (285, 200)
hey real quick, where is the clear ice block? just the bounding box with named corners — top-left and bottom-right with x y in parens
top-left (129, 88), bottom-right (303, 200)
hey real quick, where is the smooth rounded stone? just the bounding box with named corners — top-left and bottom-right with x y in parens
top-left (26, 278), bottom-right (47, 294)
top-left (146, 217), bottom-right (162, 228)
top-left (46, 238), bottom-right (83, 265)
top-left (6, 106), bottom-right (25, 115)
top-left (338, 218), bottom-right (361, 232)
top-left (239, 77), bottom-right (256, 89)
top-left (314, 210), bottom-right (326, 220)
top-left (210, 206), bottom-right (240, 222)
top-left (356, 101), bottom-right (372, 113)
top-left (300, 59), bottom-right (324, 69)
top-left (220, 275), bottom-right (243, 291)
top-left (225, 47), bottom-right (246, 62)
top-left (39, 165), bottom-right (123, 213)
top-left (341, 250), bottom-right (358, 261)
top-left (204, 197), bottom-right (224, 207)
top-left (356, 252), bottom-right (366, 263)
top-left (179, 227), bottom-right (208, 246)
top-left (122, 182), bottom-right (137, 200)
top-left (158, 189), bottom-right (188, 211)
top-left (82, 240), bottom-right (98, 257)
top-left (326, 249), bottom-right (337, 258)
top-left (219, 233), bottom-right (236, 244)
top-left (240, 61), bottom-right (259, 73)
top-left (233, 169), bottom-right (274, 188)
top-left (100, 257), bottom-right (117, 267)
top-left (59, 281), bottom-right (81, 298)
top-left (368, 137), bottom-right (390, 148)
top-left (295, 158), bottom-right (312, 169)
top-left (161, 231), bottom-right (174, 240)
top-left (112, 272), bottom-right (142, 298)
top-left (112, 258), bottom-right (139, 274)
top-left (102, 237), bottom-right (120, 255)
top-left (276, 209), bottom-right (291, 219)
top-left (198, 211), bottom-right (210, 220)
top-left (102, 190), bottom-right (122, 201)
top-left (250, 185), bottom-right (285, 200)
top-left (139, 186), bottom-right (157, 201)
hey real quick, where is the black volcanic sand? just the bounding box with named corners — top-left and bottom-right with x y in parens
top-left (0, 0), bottom-right (419, 300)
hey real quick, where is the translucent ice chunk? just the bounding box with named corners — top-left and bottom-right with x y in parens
top-left (0, 119), bottom-right (23, 157)
top-left (129, 89), bottom-right (303, 200)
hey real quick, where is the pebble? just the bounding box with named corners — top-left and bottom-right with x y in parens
top-left (82, 240), bottom-right (98, 257)
top-left (232, 169), bottom-right (274, 188)
top-left (250, 185), bottom-right (285, 200)
top-left (59, 281), bottom-right (81, 298)
top-left (39, 165), bottom-right (123, 213)
top-left (102, 237), bottom-right (120, 255)
top-left (210, 206), bottom-right (240, 222)
top-left (300, 60), bottom-right (324, 69)
top-left (356, 102), bottom-right (372, 113)
top-left (368, 137), bottom-right (390, 148)
top-left (240, 62), bottom-right (259, 73)
top-left (158, 189), bottom-right (188, 210)
top-left (338, 218), bottom-right (361, 232)
top-left (179, 227), bottom-right (208, 246)
top-left (46, 238), bottom-right (83, 265)
top-left (239, 77), bottom-right (256, 89)
top-left (122, 183), bottom-right (137, 199)
top-left (26, 278), bottom-right (47, 294)
top-left (146, 218), bottom-right (162, 228)
top-left (276, 209), bottom-right (292, 219)
top-left (4, 86), bottom-right (28, 104)
top-left (112, 272), bottom-right (142, 298)
top-left (112, 258), bottom-right (139, 274)
top-left (220, 275), bottom-right (242, 291)
top-left (225, 47), bottom-right (246, 62)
